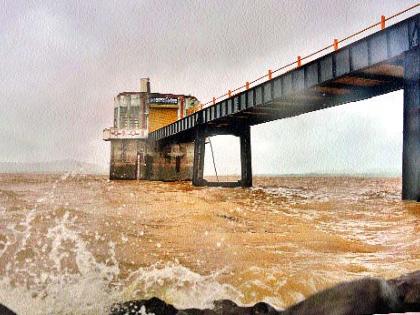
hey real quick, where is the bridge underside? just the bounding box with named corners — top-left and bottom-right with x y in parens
top-left (151, 14), bottom-right (419, 200)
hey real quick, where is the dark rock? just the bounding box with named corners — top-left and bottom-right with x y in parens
top-left (178, 300), bottom-right (281, 315)
top-left (387, 270), bottom-right (420, 311)
top-left (212, 300), bottom-right (244, 314)
top-left (110, 297), bottom-right (178, 315)
top-left (282, 277), bottom-right (401, 315)
top-left (110, 297), bottom-right (282, 315)
top-left (177, 308), bottom-right (217, 315)
top-left (211, 299), bottom-right (281, 315)
top-left (252, 302), bottom-right (279, 315)
top-left (0, 304), bottom-right (17, 315)
top-left (109, 270), bottom-right (420, 315)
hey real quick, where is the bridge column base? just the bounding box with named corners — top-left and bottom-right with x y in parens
top-left (240, 125), bottom-right (252, 187)
top-left (402, 47), bottom-right (420, 201)
top-left (192, 126), bottom-right (206, 186)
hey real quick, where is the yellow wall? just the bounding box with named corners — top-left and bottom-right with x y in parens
top-left (148, 106), bottom-right (178, 132)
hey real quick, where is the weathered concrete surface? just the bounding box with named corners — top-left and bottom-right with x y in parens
top-left (145, 142), bottom-right (194, 181)
top-left (109, 270), bottom-right (420, 315)
top-left (110, 139), bottom-right (147, 180)
top-left (110, 162), bottom-right (138, 179)
top-left (109, 139), bottom-right (193, 181)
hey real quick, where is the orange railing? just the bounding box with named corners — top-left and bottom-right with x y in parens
top-left (188, 3), bottom-right (418, 111)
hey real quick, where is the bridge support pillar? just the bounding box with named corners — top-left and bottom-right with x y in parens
top-left (402, 47), bottom-right (420, 201)
top-left (192, 124), bottom-right (253, 188)
top-left (240, 125), bottom-right (252, 187)
top-left (192, 126), bottom-right (206, 186)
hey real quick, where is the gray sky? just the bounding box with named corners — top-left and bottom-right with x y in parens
top-left (0, 0), bottom-right (417, 174)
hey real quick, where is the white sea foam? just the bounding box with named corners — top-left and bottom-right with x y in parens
top-left (121, 263), bottom-right (242, 310)
top-left (0, 206), bottom-right (242, 314)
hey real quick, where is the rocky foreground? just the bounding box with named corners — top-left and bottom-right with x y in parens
top-left (1, 271), bottom-right (419, 315)
top-left (111, 270), bottom-right (420, 315)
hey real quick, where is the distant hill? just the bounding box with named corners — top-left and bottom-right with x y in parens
top-left (0, 160), bottom-right (108, 175)
top-left (254, 170), bottom-right (400, 177)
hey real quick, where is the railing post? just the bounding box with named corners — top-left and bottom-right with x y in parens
top-left (381, 15), bottom-right (386, 30)
top-left (333, 39), bottom-right (338, 51)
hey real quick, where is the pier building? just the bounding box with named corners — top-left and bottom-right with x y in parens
top-left (103, 78), bottom-right (200, 180)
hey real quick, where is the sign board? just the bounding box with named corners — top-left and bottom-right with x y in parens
top-left (103, 128), bottom-right (148, 140)
top-left (148, 97), bottom-right (178, 104)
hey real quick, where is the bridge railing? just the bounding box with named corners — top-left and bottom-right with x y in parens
top-left (198, 3), bottom-right (419, 109)
top-left (150, 4), bottom-right (419, 142)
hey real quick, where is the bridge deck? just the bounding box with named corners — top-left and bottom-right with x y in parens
top-left (150, 14), bottom-right (418, 144)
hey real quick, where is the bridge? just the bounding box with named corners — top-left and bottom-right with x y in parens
top-left (149, 10), bottom-right (419, 200)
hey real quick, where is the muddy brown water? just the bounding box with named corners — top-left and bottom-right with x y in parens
top-left (0, 173), bottom-right (419, 314)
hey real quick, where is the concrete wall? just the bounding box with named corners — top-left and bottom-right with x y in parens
top-left (144, 142), bottom-right (194, 181)
top-left (109, 138), bottom-right (193, 182)
top-left (110, 139), bottom-right (147, 179)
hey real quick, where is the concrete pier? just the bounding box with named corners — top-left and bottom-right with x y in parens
top-left (240, 125), bottom-right (252, 187)
top-left (145, 141), bottom-right (194, 181)
top-left (192, 126), bottom-right (206, 186)
top-left (402, 47), bottom-right (420, 201)
top-left (110, 139), bottom-right (147, 180)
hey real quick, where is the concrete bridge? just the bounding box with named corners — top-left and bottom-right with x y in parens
top-left (149, 13), bottom-right (419, 200)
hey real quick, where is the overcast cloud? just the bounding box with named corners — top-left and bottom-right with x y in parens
top-left (0, 0), bottom-right (417, 174)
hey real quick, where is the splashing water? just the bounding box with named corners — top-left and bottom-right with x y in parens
top-left (0, 173), bottom-right (242, 314)
top-left (122, 263), bottom-right (242, 309)
top-left (0, 173), bottom-right (419, 314)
